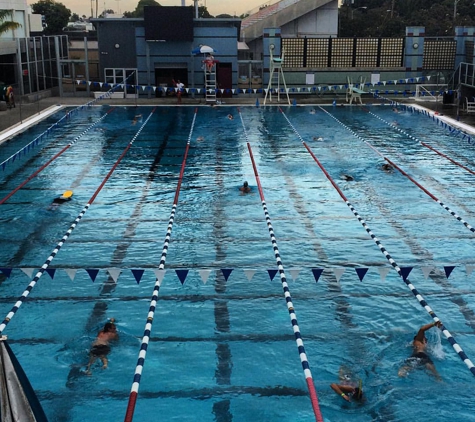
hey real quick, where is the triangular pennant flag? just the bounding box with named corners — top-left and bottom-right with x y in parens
top-left (131, 269), bottom-right (145, 284)
top-left (198, 269), bottom-right (212, 284)
top-left (76, 80), bottom-right (80, 85)
top-left (64, 268), bottom-right (77, 281)
top-left (378, 267), bottom-right (391, 281)
top-left (243, 269), bottom-right (256, 281)
top-left (421, 266), bottom-right (433, 279)
top-left (45, 268), bottom-right (56, 279)
top-left (21, 268), bottom-right (34, 278)
top-left (153, 269), bottom-right (166, 284)
top-left (443, 266), bottom-right (456, 279)
top-left (355, 268), bottom-right (369, 282)
top-left (99, 82), bottom-right (103, 87)
top-left (232, 89), bottom-right (235, 94)
top-left (175, 269), bottom-right (189, 285)
top-left (311, 268), bottom-right (324, 282)
top-left (221, 268), bottom-right (233, 281)
top-left (0, 268), bottom-right (12, 278)
top-left (107, 268), bottom-right (121, 282)
top-left (400, 267), bottom-right (413, 281)
top-left (333, 268), bottom-right (345, 282)
top-left (86, 268), bottom-right (100, 282)
top-left (466, 264), bottom-right (475, 277)
top-left (288, 268), bottom-right (300, 281)
top-left (267, 269), bottom-right (278, 281)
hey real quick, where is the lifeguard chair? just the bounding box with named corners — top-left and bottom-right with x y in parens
top-left (346, 76), bottom-right (367, 105)
top-left (263, 44), bottom-right (290, 105)
top-left (203, 54), bottom-right (217, 104)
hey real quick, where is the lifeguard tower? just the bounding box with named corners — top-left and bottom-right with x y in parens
top-left (263, 44), bottom-right (290, 105)
top-left (204, 55), bottom-right (217, 104)
top-left (346, 76), bottom-right (367, 105)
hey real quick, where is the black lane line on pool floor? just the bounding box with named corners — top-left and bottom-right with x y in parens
top-left (239, 109), bottom-right (324, 422)
top-left (210, 130), bottom-right (233, 421)
top-left (296, 108), bottom-right (475, 377)
top-left (275, 107), bottom-right (395, 421)
top-left (124, 108), bottom-right (198, 422)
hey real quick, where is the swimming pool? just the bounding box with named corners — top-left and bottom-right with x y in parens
top-left (0, 103), bottom-right (475, 421)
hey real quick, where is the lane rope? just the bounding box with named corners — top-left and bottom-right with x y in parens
top-left (124, 107), bottom-right (198, 422)
top-left (0, 108), bottom-right (115, 205)
top-left (364, 106), bottom-right (475, 176)
top-left (279, 107), bottom-right (475, 377)
top-left (238, 108), bottom-right (324, 422)
top-left (0, 108), bottom-right (156, 335)
top-left (318, 106), bottom-right (475, 235)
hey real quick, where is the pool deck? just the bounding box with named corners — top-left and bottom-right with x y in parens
top-left (1, 94), bottom-right (475, 142)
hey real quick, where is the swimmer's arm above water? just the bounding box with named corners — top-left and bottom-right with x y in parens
top-left (330, 383), bottom-right (352, 402)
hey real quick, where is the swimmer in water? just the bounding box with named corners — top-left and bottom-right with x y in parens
top-left (227, 114), bottom-right (233, 120)
top-left (341, 174), bottom-right (354, 181)
top-left (330, 367), bottom-right (365, 403)
top-left (196, 136), bottom-right (205, 142)
top-left (313, 136), bottom-right (324, 141)
top-left (132, 114), bottom-right (142, 125)
top-left (309, 109), bottom-right (316, 114)
top-left (398, 321), bottom-right (443, 380)
top-left (239, 181), bottom-right (251, 193)
top-left (48, 190), bottom-right (73, 210)
top-left (382, 163), bottom-right (393, 172)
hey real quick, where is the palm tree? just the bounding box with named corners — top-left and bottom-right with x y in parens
top-left (0, 10), bottom-right (22, 36)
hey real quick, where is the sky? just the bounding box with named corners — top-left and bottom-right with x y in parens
top-left (30, 0), bottom-right (262, 18)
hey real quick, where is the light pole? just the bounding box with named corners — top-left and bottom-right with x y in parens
top-left (454, 0), bottom-right (460, 20)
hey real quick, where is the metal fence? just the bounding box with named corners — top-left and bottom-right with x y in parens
top-left (282, 37), bottom-right (404, 68)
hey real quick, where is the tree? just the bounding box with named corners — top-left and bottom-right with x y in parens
top-left (31, 0), bottom-right (71, 35)
top-left (130, 0), bottom-right (161, 18)
top-left (0, 10), bottom-right (21, 36)
top-left (216, 13), bottom-right (233, 19)
top-left (99, 9), bottom-right (115, 18)
top-left (70, 13), bottom-right (80, 22)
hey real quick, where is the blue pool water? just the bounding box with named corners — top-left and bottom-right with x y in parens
top-left (0, 104), bottom-right (475, 421)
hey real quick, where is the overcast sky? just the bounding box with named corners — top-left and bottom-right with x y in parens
top-left (30, 0), bottom-right (262, 18)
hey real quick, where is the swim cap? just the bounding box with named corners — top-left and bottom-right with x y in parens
top-left (62, 190), bottom-right (73, 199)
top-left (243, 181), bottom-right (248, 187)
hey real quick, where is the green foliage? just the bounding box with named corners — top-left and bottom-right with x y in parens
top-left (339, 0), bottom-right (475, 37)
top-left (31, 0), bottom-right (71, 35)
top-left (70, 12), bottom-right (80, 22)
top-left (131, 0), bottom-right (161, 18)
top-left (0, 10), bottom-right (21, 36)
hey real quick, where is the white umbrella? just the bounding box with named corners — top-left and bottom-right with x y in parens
top-left (192, 45), bottom-right (218, 55)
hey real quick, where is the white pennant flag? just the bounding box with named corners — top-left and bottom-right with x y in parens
top-left (152, 86), bottom-right (156, 91)
top-left (198, 269), bottom-right (212, 284)
top-left (120, 84), bottom-right (124, 88)
top-left (220, 89), bottom-right (224, 93)
top-left (253, 89), bottom-right (257, 94)
top-left (318, 87), bottom-right (322, 91)
top-left (286, 88), bottom-right (290, 93)
top-left (427, 76), bottom-right (431, 81)
top-left (378, 267), bottom-right (391, 281)
top-left (185, 88), bottom-right (189, 93)
top-left (393, 80), bottom-right (397, 85)
top-left (405, 78), bottom-right (409, 83)
top-left (107, 268), bottom-right (122, 282)
top-left (21, 268), bottom-right (34, 278)
top-left (64, 268), bottom-right (77, 281)
top-left (421, 266), bottom-right (434, 279)
top-left (466, 265), bottom-right (475, 276)
top-left (416, 77), bottom-right (420, 82)
top-left (232, 89), bottom-right (235, 94)
top-left (297, 87), bottom-right (301, 92)
top-left (153, 269), bottom-right (166, 285)
top-left (333, 268), bottom-right (345, 282)
top-left (76, 80), bottom-right (80, 85)
top-left (99, 82), bottom-right (103, 87)
top-left (88, 81), bottom-right (92, 86)
top-left (288, 268), bottom-right (300, 281)
top-left (197, 88), bottom-right (201, 93)
top-left (141, 85), bottom-right (146, 91)
top-left (244, 269), bottom-right (256, 281)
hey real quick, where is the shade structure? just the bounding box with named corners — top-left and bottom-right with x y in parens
top-left (0, 338), bottom-right (48, 421)
top-left (191, 45), bottom-right (218, 55)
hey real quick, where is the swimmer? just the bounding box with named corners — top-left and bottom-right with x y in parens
top-left (132, 114), bottom-right (142, 125)
top-left (393, 107), bottom-right (399, 113)
top-left (227, 114), bottom-right (234, 120)
top-left (48, 190), bottom-right (73, 210)
top-left (85, 319), bottom-right (118, 375)
top-left (398, 321), bottom-right (443, 380)
top-left (382, 163), bottom-right (393, 172)
top-left (341, 174), bottom-right (354, 181)
top-left (309, 109), bottom-right (316, 114)
top-left (239, 181), bottom-right (251, 193)
top-left (196, 136), bottom-right (205, 142)
top-left (313, 136), bottom-right (324, 141)
top-left (330, 367), bottom-right (365, 402)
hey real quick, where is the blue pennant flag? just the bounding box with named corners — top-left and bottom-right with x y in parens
top-left (221, 269), bottom-right (233, 281)
top-left (311, 268), bottom-right (324, 282)
top-left (45, 268), bottom-right (56, 279)
top-left (86, 269), bottom-right (100, 282)
top-left (444, 266), bottom-right (455, 279)
top-left (267, 269), bottom-right (278, 281)
top-left (175, 269), bottom-right (189, 285)
top-left (131, 269), bottom-right (145, 284)
top-left (355, 268), bottom-right (369, 282)
top-left (0, 268), bottom-right (12, 278)
top-left (400, 267), bottom-right (413, 282)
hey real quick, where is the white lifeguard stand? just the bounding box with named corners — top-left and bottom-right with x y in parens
top-left (263, 44), bottom-right (290, 105)
top-left (346, 76), bottom-right (367, 105)
top-left (204, 56), bottom-right (217, 104)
